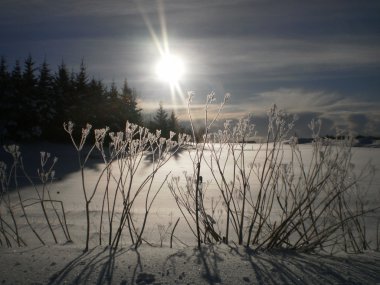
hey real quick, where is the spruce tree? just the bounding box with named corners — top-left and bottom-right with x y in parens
top-left (11, 60), bottom-right (23, 116)
top-left (0, 55), bottom-right (145, 141)
top-left (11, 60), bottom-right (22, 87)
top-left (88, 78), bottom-right (106, 126)
top-left (0, 57), bottom-right (10, 142)
top-left (168, 110), bottom-right (179, 136)
top-left (152, 102), bottom-right (169, 137)
top-left (0, 56), bottom-right (9, 83)
top-left (38, 59), bottom-right (57, 139)
top-left (72, 60), bottom-right (89, 125)
top-left (54, 61), bottom-right (71, 125)
top-left (22, 54), bottom-right (42, 138)
top-left (55, 61), bottom-right (70, 95)
top-left (0, 56), bottom-right (9, 99)
top-left (22, 54), bottom-right (37, 88)
top-left (76, 59), bottom-right (88, 94)
top-left (9, 58), bottom-right (29, 139)
top-left (38, 59), bottom-right (54, 90)
top-left (121, 79), bottom-right (141, 124)
top-left (104, 81), bottom-right (122, 130)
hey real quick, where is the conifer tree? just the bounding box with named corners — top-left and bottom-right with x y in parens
top-left (71, 60), bottom-right (89, 125)
top-left (38, 59), bottom-right (57, 139)
top-left (0, 57), bottom-right (10, 141)
top-left (22, 55), bottom-right (43, 138)
top-left (22, 54), bottom-right (37, 88)
top-left (54, 61), bottom-right (71, 127)
top-left (121, 79), bottom-right (141, 124)
top-left (0, 56), bottom-right (9, 100)
top-left (168, 110), bottom-right (179, 136)
top-left (0, 56), bottom-right (9, 83)
top-left (88, 77), bottom-right (106, 126)
top-left (0, 54), bottom-right (145, 141)
top-left (9, 60), bottom-right (22, 121)
top-left (76, 59), bottom-right (88, 94)
top-left (38, 59), bottom-right (54, 90)
top-left (8, 59), bottom-right (26, 139)
top-left (103, 81), bottom-right (121, 130)
top-left (11, 60), bottom-right (22, 86)
top-left (152, 102), bottom-right (169, 137)
top-left (55, 61), bottom-right (71, 94)
top-left (108, 81), bottom-right (118, 100)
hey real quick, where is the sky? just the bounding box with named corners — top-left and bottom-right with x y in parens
top-left (1, 0), bottom-right (380, 137)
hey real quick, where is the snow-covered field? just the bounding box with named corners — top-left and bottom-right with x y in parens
top-left (1, 142), bottom-right (380, 284)
top-left (2, 243), bottom-right (380, 284)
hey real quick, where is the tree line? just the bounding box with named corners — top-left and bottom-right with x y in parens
top-left (0, 55), bottom-right (182, 142)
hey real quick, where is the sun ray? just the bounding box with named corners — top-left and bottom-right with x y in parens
top-left (135, 0), bottom-right (164, 55)
top-left (136, 0), bottom-right (186, 108)
top-left (157, 0), bottom-right (169, 55)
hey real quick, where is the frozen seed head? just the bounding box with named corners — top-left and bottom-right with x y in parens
top-left (159, 137), bottom-right (166, 145)
top-left (95, 127), bottom-right (109, 142)
top-left (63, 121), bottom-right (74, 134)
top-left (4, 144), bottom-right (20, 159)
top-left (224, 92), bottom-right (231, 102)
top-left (207, 91), bottom-right (216, 104)
top-left (187, 91), bottom-right (195, 103)
top-left (82, 123), bottom-right (92, 136)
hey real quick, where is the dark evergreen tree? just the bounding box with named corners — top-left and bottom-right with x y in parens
top-left (6, 60), bottom-right (23, 138)
top-left (108, 81), bottom-right (118, 100)
top-left (21, 54), bottom-right (43, 138)
top-left (0, 56), bottom-right (9, 99)
top-left (121, 79), bottom-right (141, 124)
top-left (11, 60), bottom-right (22, 86)
top-left (0, 56), bottom-right (9, 83)
top-left (0, 54), bottom-right (144, 142)
top-left (101, 81), bottom-right (121, 130)
top-left (62, 61), bottom-right (86, 125)
top-left (168, 110), bottom-right (179, 136)
top-left (54, 61), bottom-right (71, 126)
top-left (0, 57), bottom-right (10, 142)
top-left (75, 59), bottom-right (88, 94)
top-left (151, 102), bottom-right (169, 137)
top-left (22, 54), bottom-right (37, 88)
top-left (7, 59), bottom-right (28, 139)
top-left (38, 59), bottom-right (57, 139)
top-left (55, 61), bottom-right (70, 91)
top-left (88, 78), bottom-right (104, 99)
top-left (38, 59), bottom-right (54, 90)
top-left (88, 78), bottom-right (106, 126)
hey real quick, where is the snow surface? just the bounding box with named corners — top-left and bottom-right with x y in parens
top-left (1, 143), bottom-right (380, 284)
top-left (1, 244), bottom-right (380, 284)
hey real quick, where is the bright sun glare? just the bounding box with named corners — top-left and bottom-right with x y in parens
top-left (138, 0), bottom-right (186, 101)
top-left (155, 53), bottom-right (185, 85)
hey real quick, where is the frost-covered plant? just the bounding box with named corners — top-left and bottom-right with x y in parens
top-left (64, 122), bottom-right (99, 251)
top-left (169, 94), bottom-right (378, 252)
top-left (0, 151), bottom-right (24, 247)
top-left (257, 123), bottom-right (378, 252)
top-left (64, 120), bottom-right (189, 251)
top-left (169, 91), bottom-right (230, 247)
top-left (0, 145), bottom-right (70, 247)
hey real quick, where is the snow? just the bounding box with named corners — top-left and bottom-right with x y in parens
top-left (1, 143), bottom-right (380, 284)
top-left (1, 244), bottom-right (380, 284)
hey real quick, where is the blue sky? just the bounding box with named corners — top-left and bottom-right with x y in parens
top-left (1, 0), bottom-right (379, 136)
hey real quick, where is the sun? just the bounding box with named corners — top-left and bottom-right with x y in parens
top-left (155, 53), bottom-right (185, 85)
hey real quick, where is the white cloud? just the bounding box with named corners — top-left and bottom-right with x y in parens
top-left (245, 88), bottom-right (380, 135)
top-left (173, 36), bottom-right (380, 82)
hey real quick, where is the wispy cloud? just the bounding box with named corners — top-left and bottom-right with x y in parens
top-left (1, 0), bottom-right (379, 136)
top-left (244, 88), bottom-right (380, 135)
